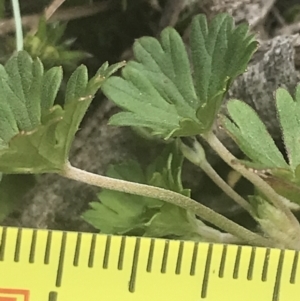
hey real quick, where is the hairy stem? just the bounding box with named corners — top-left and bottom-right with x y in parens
top-left (61, 162), bottom-right (275, 247)
top-left (195, 222), bottom-right (247, 244)
top-left (179, 138), bottom-right (254, 216)
top-left (200, 159), bottom-right (255, 215)
top-left (220, 233), bottom-right (248, 244)
top-left (202, 131), bottom-right (300, 243)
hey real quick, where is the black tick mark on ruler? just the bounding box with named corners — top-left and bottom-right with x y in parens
top-left (161, 240), bottom-right (169, 274)
top-left (218, 245), bottom-right (227, 278)
top-left (103, 235), bottom-right (111, 269)
top-left (175, 241), bottom-right (184, 275)
top-left (14, 228), bottom-right (22, 262)
top-left (56, 232), bottom-right (67, 287)
top-left (73, 232), bottom-right (82, 267)
top-left (233, 246), bottom-right (242, 279)
top-left (190, 242), bottom-right (199, 276)
top-left (29, 230), bottom-right (37, 263)
top-left (48, 291), bottom-right (57, 301)
top-left (247, 247), bottom-right (256, 280)
top-left (290, 251), bottom-right (299, 284)
top-left (262, 248), bottom-right (271, 282)
top-left (118, 236), bottom-right (126, 270)
top-left (44, 231), bottom-right (52, 265)
top-left (128, 238), bottom-right (141, 293)
top-left (201, 244), bottom-right (213, 299)
top-left (88, 234), bottom-right (97, 268)
top-left (0, 227), bottom-right (7, 261)
top-left (146, 239), bottom-right (155, 273)
top-left (272, 250), bottom-right (284, 301)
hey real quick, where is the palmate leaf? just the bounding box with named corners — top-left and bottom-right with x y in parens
top-left (145, 141), bottom-right (190, 196)
top-left (82, 143), bottom-right (208, 240)
top-left (0, 51), bottom-right (123, 173)
top-left (222, 85), bottom-right (300, 173)
top-left (102, 13), bottom-right (257, 139)
top-left (82, 160), bottom-right (163, 235)
top-left (221, 99), bottom-right (290, 170)
top-left (276, 86), bottom-right (300, 171)
top-left (144, 203), bottom-right (206, 241)
top-left (191, 14), bottom-right (257, 129)
top-left (221, 84), bottom-right (300, 205)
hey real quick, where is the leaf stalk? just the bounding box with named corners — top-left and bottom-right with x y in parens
top-left (179, 138), bottom-right (255, 216)
top-left (200, 159), bottom-right (255, 215)
top-left (61, 162), bottom-right (276, 248)
top-left (202, 131), bottom-right (300, 249)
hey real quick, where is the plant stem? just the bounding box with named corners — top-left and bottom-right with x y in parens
top-left (202, 131), bottom-right (300, 240)
top-left (11, 0), bottom-right (23, 51)
top-left (201, 158), bottom-right (254, 215)
top-left (195, 222), bottom-right (247, 244)
top-left (61, 162), bottom-right (275, 247)
top-left (0, 2), bottom-right (110, 36)
top-left (220, 233), bottom-right (248, 244)
top-left (45, 0), bottom-right (66, 20)
top-left (179, 138), bottom-right (255, 217)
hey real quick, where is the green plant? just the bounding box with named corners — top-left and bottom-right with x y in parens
top-left (24, 17), bottom-right (90, 70)
top-left (1, 13), bottom-right (300, 250)
top-left (2, 0), bottom-right (89, 69)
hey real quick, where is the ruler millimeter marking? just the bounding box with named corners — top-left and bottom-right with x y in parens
top-left (0, 227), bottom-right (300, 301)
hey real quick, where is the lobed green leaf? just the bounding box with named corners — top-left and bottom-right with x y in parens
top-left (0, 51), bottom-right (123, 173)
top-left (82, 159), bottom-right (162, 234)
top-left (191, 14), bottom-right (257, 130)
top-left (83, 143), bottom-right (202, 239)
top-left (144, 203), bottom-right (203, 240)
top-left (276, 85), bottom-right (300, 171)
top-left (41, 67), bottom-right (63, 116)
top-left (103, 13), bottom-right (257, 138)
top-left (222, 99), bottom-right (289, 169)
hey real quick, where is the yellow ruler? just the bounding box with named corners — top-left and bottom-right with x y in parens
top-left (0, 226), bottom-right (299, 301)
